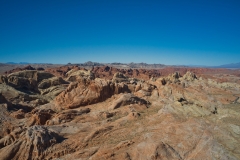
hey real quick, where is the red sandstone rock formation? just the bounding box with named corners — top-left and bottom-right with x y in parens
top-left (0, 66), bottom-right (240, 159)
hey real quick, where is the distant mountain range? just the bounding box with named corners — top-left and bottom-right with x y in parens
top-left (214, 62), bottom-right (240, 69)
top-left (187, 63), bottom-right (240, 69)
top-left (5, 62), bottom-right (55, 65)
top-left (2, 61), bottom-right (240, 69)
top-left (63, 61), bottom-right (240, 69)
top-left (6, 62), bottom-right (30, 64)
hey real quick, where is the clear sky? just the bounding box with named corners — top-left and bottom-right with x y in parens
top-left (0, 0), bottom-right (240, 65)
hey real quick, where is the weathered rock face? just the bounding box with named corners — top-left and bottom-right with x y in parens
top-left (25, 126), bottom-right (62, 156)
top-left (46, 108), bottom-right (90, 125)
top-left (8, 70), bottom-right (54, 83)
top-left (44, 65), bottom-right (76, 77)
top-left (109, 93), bottom-right (148, 110)
top-left (4, 70), bottom-right (54, 92)
top-left (0, 126), bottom-right (63, 160)
top-left (66, 69), bottom-right (95, 81)
top-left (0, 75), bottom-right (8, 84)
top-left (0, 83), bottom-right (34, 109)
top-left (38, 77), bottom-right (67, 89)
top-left (55, 78), bottom-right (131, 109)
top-left (127, 118), bottom-right (235, 160)
top-left (7, 75), bottom-right (38, 92)
top-left (27, 109), bottom-right (55, 126)
top-left (157, 72), bottom-right (181, 85)
top-left (1, 66), bottom-right (240, 160)
top-left (0, 70), bottom-right (69, 114)
top-left (182, 71), bottom-right (197, 81)
top-left (0, 93), bottom-right (9, 104)
top-left (37, 77), bottom-right (69, 99)
top-left (112, 72), bottom-right (129, 83)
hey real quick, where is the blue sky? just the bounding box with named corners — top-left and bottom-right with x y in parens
top-left (0, 0), bottom-right (240, 65)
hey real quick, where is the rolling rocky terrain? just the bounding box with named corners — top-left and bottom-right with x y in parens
top-left (0, 65), bottom-right (240, 159)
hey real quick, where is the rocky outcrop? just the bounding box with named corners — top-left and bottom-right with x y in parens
top-left (109, 93), bottom-right (148, 110)
top-left (37, 77), bottom-right (69, 99)
top-left (44, 66), bottom-right (76, 77)
top-left (0, 70), bottom-right (68, 111)
top-left (66, 69), bottom-right (95, 81)
top-left (0, 75), bottom-right (8, 84)
top-left (112, 72), bottom-right (129, 83)
top-left (46, 108), bottom-right (90, 125)
top-left (8, 70), bottom-right (54, 83)
top-left (156, 72), bottom-right (179, 86)
top-left (182, 71), bottom-right (197, 81)
top-left (0, 126), bottom-right (63, 160)
top-left (55, 78), bottom-right (131, 109)
top-left (7, 75), bottom-right (38, 92)
top-left (5, 70), bottom-right (54, 92)
top-left (0, 83), bottom-right (32, 106)
top-left (27, 109), bottom-right (55, 126)
top-left (38, 77), bottom-right (67, 89)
